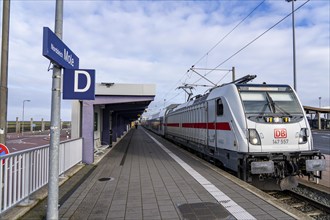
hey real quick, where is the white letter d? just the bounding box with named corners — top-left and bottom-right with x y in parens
top-left (74, 70), bottom-right (91, 93)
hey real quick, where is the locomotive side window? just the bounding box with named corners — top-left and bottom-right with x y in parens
top-left (217, 98), bottom-right (223, 116)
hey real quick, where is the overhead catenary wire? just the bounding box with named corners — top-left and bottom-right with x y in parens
top-left (150, 0), bottom-right (311, 111)
top-left (153, 1), bottom-right (267, 108)
top-left (214, 70), bottom-right (232, 86)
top-left (201, 0), bottom-right (310, 78)
top-left (193, 0), bottom-right (266, 67)
top-left (189, 0), bottom-right (267, 86)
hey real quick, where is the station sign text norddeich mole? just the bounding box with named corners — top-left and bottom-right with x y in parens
top-left (42, 27), bottom-right (79, 69)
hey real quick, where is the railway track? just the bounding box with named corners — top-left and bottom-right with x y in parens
top-left (164, 134), bottom-right (330, 219)
top-left (267, 183), bottom-right (330, 220)
top-left (194, 147), bottom-right (330, 219)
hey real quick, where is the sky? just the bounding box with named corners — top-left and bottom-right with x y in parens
top-left (1, 0), bottom-right (329, 121)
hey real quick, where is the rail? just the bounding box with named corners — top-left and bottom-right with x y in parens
top-left (0, 138), bottom-right (83, 214)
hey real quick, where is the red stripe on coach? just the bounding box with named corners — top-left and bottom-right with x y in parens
top-left (165, 123), bottom-right (180, 127)
top-left (179, 122), bottom-right (231, 130)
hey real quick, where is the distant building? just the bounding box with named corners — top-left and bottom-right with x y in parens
top-left (304, 106), bottom-right (330, 129)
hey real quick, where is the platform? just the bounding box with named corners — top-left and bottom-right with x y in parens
top-left (22, 128), bottom-right (315, 220)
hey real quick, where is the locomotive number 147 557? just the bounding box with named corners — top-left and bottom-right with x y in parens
top-left (273, 139), bottom-right (289, 144)
top-left (273, 128), bottom-right (288, 144)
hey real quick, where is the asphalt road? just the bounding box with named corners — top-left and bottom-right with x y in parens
top-left (5, 129), bottom-right (71, 153)
top-left (312, 130), bottom-right (330, 155)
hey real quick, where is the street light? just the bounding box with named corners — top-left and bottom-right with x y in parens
top-left (286, 0), bottom-right (297, 91)
top-left (319, 97), bottom-right (322, 108)
top-left (22, 100), bottom-right (31, 135)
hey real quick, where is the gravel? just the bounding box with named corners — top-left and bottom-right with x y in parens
top-left (291, 184), bottom-right (330, 208)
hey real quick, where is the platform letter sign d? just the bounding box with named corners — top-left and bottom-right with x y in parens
top-left (74, 70), bottom-right (91, 93)
top-left (63, 69), bottom-right (95, 100)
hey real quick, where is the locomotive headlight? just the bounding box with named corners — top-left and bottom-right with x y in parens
top-left (265, 117), bottom-right (273, 123)
top-left (248, 129), bottom-right (261, 145)
top-left (283, 117), bottom-right (290, 123)
top-left (273, 117), bottom-right (280, 123)
top-left (298, 128), bottom-right (308, 144)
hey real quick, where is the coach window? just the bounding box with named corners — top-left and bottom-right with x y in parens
top-left (217, 98), bottom-right (223, 116)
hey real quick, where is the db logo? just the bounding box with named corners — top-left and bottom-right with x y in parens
top-left (274, 128), bottom-right (287, 138)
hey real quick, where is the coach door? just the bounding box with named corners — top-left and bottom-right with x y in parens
top-left (207, 100), bottom-right (217, 148)
top-left (215, 98), bottom-right (226, 149)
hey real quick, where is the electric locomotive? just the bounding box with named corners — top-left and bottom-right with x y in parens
top-left (146, 75), bottom-right (326, 190)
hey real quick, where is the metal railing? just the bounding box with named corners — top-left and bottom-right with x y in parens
top-left (0, 138), bottom-right (82, 214)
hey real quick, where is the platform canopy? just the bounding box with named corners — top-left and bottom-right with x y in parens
top-left (303, 106), bottom-right (330, 130)
top-left (303, 106), bottom-right (330, 114)
top-left (71, 83), bottom-right (156, 164)
top-left (92, 83), bottom-right (156, 121)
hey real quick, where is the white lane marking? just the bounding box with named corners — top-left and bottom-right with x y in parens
top-left (321, 135), bottom-right (329, 139)
top-left (313, 132), bottom-right (330, 135)
top-left (145, 132), bottom-right (256, 220)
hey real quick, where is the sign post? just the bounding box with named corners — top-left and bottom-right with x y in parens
top-left (42, 2), bottom-right (94, 218)
top-left (0, 0), bottom-right (11, 146)
top-left (44, 1), bottom-right (65, 219)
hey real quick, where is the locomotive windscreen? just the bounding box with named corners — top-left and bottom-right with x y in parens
top-left (238, 86), bottom-right (303, 115)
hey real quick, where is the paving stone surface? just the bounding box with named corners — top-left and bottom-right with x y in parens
top-left (21, 128), bottom-right (296, 220)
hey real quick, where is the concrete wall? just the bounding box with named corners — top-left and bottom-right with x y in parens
top-left (71, 101), bottom-right (81, 139)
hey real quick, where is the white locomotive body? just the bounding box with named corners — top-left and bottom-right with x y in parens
top-left (146, 76), bottom-right (326, 190)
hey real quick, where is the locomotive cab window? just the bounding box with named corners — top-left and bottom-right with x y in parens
top-left (217, 98), bottom-right (223, 116)
top-left (240, 91), bottom-right (303, 115)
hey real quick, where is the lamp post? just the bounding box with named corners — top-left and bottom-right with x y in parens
top-left (22, 100), bottom-right (31, 136)
top-left (286, 0), bottom-right (297, 91)
top-left (319, 97), bottom-right (321, 108)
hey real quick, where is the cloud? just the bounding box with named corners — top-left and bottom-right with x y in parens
top-left (4, 0), bottom-right (330, 121)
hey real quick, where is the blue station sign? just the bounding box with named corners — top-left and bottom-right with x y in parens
top-left (63, 69), bottom-right (95, 100)
top-left (42, 27), bottom-right (79, 69)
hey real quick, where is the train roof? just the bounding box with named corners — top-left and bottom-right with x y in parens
top-left (148, 104), bottom-right (180, 120)
top-left (236, 84), bottom-right (293, 91)
top-left (167, 75), bottom-right (295, 113)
